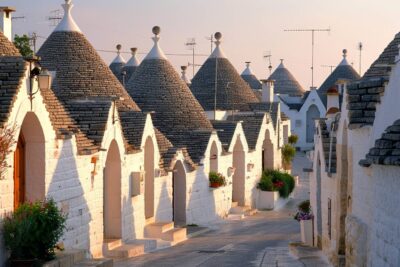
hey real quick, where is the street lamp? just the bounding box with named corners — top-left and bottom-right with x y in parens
top-left (37, 69), bottom-right (52, 90)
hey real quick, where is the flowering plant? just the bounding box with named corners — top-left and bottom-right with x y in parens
top-left (294, 200), bottom-right (313, 221)
top-left (209, 171), bottom-right (226, 187)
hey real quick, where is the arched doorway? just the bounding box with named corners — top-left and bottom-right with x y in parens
top-left (262, 130), bottom-right (274, 171)
top-left (209, 141), bottom-right (218, 172)
top-left (232, 138), bottom-right (245, 206)
top-left (104, 140), bottom-right (122, 239)
top-left (144, 137), bottom-right (155, 219)
top-left (316, 153), bottom-right (322, 248)
top-left (306, 105), bottom-right (320, 143)
top-left (173, 161), bottom-right (186, 226)
top-left (14, 112), bottom-right (45, 210)
top-left (338, 123), bottom-right (348, 256)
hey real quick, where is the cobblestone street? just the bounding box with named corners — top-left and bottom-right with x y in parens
top-left (116, 153), bottom-right (330, 267)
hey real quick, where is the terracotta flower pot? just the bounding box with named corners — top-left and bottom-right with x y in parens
top-left (210, 182), bottom-right (221, 188)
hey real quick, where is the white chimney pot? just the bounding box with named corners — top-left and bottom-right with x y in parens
top-left (0, 7), bottom-right (15, 41)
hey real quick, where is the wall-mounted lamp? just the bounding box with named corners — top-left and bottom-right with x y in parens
top-left (247, 163), bottom-right (255, 172)
top-left (210, 154), bottom-right (217, 160)
top-left (25, 56), bottom-right (52, 110)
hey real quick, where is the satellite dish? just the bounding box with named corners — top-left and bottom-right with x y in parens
top-left (152, 26), bottom-right (161, 35)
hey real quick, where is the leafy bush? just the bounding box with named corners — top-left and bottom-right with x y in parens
top-left (0, 125), bottom-right (17, 179)
top-left (288, 135), bottom-right (299, 145)
top-left (209, 171), bottom-right (226, 186)
top-left (282, 144), bottom-right (296, 168)
top-left (294, 200), bottom-right (313, 221)
top-left (258, 169), bottom-right (296, 198)
top-left (3, 199), bottom-right (67, 261)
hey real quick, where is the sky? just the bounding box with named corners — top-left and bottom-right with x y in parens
top-left (4, 0), bottom-right (400, 89)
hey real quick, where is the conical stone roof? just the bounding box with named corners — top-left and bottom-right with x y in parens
top-left (126, 27), bottom-right (213, 159)
top-left (37, 32), bottom-right (139, 112)
top-left (241, 62), bottom-right (262, 90)
top-left (318, 49), bottom-right (360, 107)
top-left (123, 47), bottom-right (140, 82)
top-left (268, 60), bottom-right (304, 96)
top-left (190, 32), bottom-right (259, 111)
top-left (0, 31), bottom-right (20, 56)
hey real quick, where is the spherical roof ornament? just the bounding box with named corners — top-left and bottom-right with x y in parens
top-left (152, 26), bottom-right (161, 36)
top-left (214, 32), bottom-right (222, 41)
top-left (116, 44), bottom-right (122, 55)
top-left (131, 47), bottom-right (137, 55)
top-left (343, 49), bottom-right (347, 58)
top-left (181, 65), bottom-right (187, 71)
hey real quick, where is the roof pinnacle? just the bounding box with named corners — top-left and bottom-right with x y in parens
top-left (209, 32), bottom-right (226, 59)
top-left (54, 0), bottom-right (81, 32)
top-left (144, 26), bottom-right (167, 60)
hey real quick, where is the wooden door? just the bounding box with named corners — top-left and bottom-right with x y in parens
top-left (14, 135), bottom-right (25, 210)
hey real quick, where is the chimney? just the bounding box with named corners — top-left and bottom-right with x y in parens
top-left (326, 85), bottom-right (340, 119)
top-left (0, 7), bottom-right (15, 41)
top-left (261, 79), bottom-right (275, 103)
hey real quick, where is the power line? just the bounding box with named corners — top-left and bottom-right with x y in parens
top-left (96, 49), bottom-right (209, 57)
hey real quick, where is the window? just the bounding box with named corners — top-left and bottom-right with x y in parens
top-left (295, 120), bottom-right (302, 128)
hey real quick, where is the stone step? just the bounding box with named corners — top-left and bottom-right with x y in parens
top-left (144, 221), bottom-right (175, 238)
top-left (161, 227), bottom-right (187, 243)
top-left (231, 201), bottom-right (239, 208)
top-left (105, 244), bottom-right (145, 259)
top-left (72, 258), bottom-right (113, 267)
top-left (230, 205), bottom-right (251, 214)
top-left (43, 249), bottom-right (86, 267)
top-left (226, 214), bottom-right (245, 220)
top-left (103, 239), bottom-right (122, 251)
top-left (245, 209), bottom-right (258, 216)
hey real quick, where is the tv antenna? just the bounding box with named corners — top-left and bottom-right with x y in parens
top-left (28, 32), bottom-right (45, 54)
top-left (284, 27), bottom-right (331, 88)
top-left (206, 34), bottom-right (214, 54)
top-left (47, 9), bottom-right (62, 27)
top-left (185, 38), bottom-right (197, 77)
top-left (321, 64), bottom-right (336, 74)
top-left (263, 51), bottom-right (272, 75)
top-left (358, 42), bottom-right (363, 75)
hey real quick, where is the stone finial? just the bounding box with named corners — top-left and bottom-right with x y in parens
top-left (343, 49), bottom-right (347, 58)
top-left (54, 0), bottom-right (81, 32)
top-left (181, 65), bottom-right (191, 85)
top-left (131, 47), bottom-right (137, 55)
top-left (152, 26), bottom-right (161, 36)
top-left (245, 61), bottom-right (251, 68)
top-left (116, 44), bottom-right (122, 55)
top-left (144, 26), bottom-right (167, 60)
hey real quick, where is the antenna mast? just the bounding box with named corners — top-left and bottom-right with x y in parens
top-left (206, 34), bottom-right (214, 54)
top-left (47, 9), bottom-right (62, 27)
top-left (358, 42), bottom-right (363, 75)
top-left (185, 38), bottom-right (197, 77)
top-left (263, 51), bottom-right (272, 75)
top-left (284, 27), bottom-right (331, 88)
top-left (321, 64), bottom-right (336, 74)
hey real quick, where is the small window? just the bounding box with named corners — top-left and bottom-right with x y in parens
top-left (295, 120), bottom-right (302, 128)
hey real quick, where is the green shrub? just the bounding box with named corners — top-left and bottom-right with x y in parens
top-left (259, 169), bottom-right (296, 198)
top-left (298, 200), bottom-right (311, 213)
top-left (282, 144), bottom-right (296, 166)
top-left (209, 171), bottom-right (226, 186)
top-left (3, 199), bottom-right (67, 261)
top-left (288, 135), bottom-right (298, 145)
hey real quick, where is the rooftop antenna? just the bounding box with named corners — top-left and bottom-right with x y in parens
top-left (263, 51), bottom-right (272, 75)
top-left (358, 42), bottom-right (363, 75)
top-left (47, 9), bottom-right (62, 27)
top-left (185, 38), bottom-right (197, 78)
top-left (206, 34), bottom-right (214, 54)
top-left (284, 27), bottom-right (331, 88)
top-left (321, 64), bottom-right (336, 74)
top-left (214, 32), bottom-right (222, 120)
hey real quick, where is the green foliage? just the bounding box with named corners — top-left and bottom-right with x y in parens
top-left (3, 199), bottom-right (67, 261)
top-left (209, 171), bottom-right (226, 186)
top-left (298, 200), bottom-right (311, 213)
top-left (288, 135), bottom-right (298, 145)
top-left (13, 34), bottom-right (33, 57)
top-left (258, 169), bottom-right (296, 198)
top-left (282, 144), bottom-right (296, 165)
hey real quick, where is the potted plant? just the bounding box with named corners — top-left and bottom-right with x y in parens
top-left (281, 143), bottom-right (296, 171)
top-left (257, 170), bottom-right (296, 210)
top-left (3, 199), bottom-right (67, 267)
top-left (288, 134), bottom-right (298, 146)
top-left (209, 171), bottom-right (226, 188)
top-left (294, 200), bottom-right (314, 246)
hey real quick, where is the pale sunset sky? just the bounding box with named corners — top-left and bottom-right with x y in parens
top-left (4, 0), bottom-right (400, 89)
